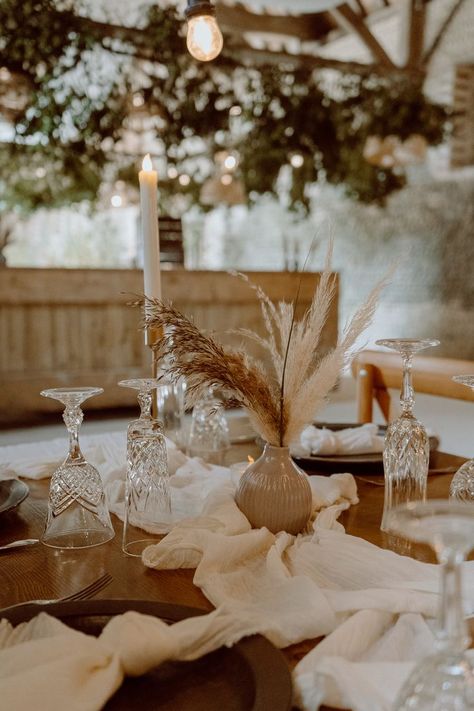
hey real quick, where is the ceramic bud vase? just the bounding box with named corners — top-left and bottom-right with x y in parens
top-left (235, 443), bottom-right (313, 535)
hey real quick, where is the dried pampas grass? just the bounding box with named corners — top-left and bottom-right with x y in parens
top-left (136, 240), bottom-right (390, 447)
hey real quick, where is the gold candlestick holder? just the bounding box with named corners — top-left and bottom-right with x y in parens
top-left (145, 324), bottom-right (163, 419)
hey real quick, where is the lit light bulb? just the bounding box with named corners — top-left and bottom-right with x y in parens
top-left (224, 154), bottom-right (237, 171)
top-left (186, 14), bottom-right (223, 62)
top-left (290, 153), bottom-right (304, 169)
top-left (110, 194), bottom-right (122, 208)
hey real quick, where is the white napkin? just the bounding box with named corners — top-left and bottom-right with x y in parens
top-left (0, 432), bottom-right (127, 480)
top-left (295, 423), bottom-right (384, 456)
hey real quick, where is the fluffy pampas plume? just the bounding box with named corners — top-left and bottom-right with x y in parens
top-left (134, 240), bottom-right (390, 447)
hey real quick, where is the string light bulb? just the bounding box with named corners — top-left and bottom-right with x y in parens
top-left (185, 1), bottom-right (223, 62)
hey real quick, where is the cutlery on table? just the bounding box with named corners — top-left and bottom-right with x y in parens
top-left (0, 571), bottom-right (113, 615)
top-left (0, 538), bottom-right (39, 551)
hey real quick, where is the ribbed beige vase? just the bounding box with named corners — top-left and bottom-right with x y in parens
top-left (235, 443), bottom-right (313, 535)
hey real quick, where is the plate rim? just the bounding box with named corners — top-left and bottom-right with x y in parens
top-left (1, 598), bottom-right (293, 711)
top-left (0, 478), bottom-right (29, 514)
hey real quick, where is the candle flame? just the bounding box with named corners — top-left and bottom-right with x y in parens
top-left (247, 456), bottom-right (254, 464)
top-left (142, 153), bottom-right (153, 171)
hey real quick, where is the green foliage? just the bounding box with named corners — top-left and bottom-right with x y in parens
top-left (0, 1), bottom-right (449, 214)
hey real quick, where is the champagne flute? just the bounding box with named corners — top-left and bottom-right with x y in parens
top-left (375, 338), bottom-right (439, 532)
top-left (118, 378), bottom-right (171, 556)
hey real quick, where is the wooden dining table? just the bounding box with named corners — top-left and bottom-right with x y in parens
top-left (0, 444), bottom-right (472, 711)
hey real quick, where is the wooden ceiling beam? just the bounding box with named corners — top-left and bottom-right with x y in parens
top-left (406, 0), bottom-right (426, 68)
top-left (215, 5), bottom-right (335, 43)
top-left (354, 0), bottom-right (368, 17)
top-left (423, 0), bottom-right (466, 67)
top-left (331, 2), bottom-right (396, 68)
top-left (226, 43), bottom-right (424, 78)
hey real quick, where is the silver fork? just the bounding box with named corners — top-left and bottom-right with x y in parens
top-left (0, 572), bottom-right (113, 614)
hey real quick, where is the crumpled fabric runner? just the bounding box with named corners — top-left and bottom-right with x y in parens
top-left (142, 478), bottom-right (474, 711)
top-left (2, 432), bottom-right (473, 711)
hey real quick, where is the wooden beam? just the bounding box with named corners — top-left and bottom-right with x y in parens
top-left (354, 0), bottom-right (368, 17)
top-left (215, 5), bottom-right (334, 43)
top-left (406, 0), bottom-right (426, 68)
top-left (226, 43), bottom-right (424, 78)
top-left (423, 0), bottom-right (466, 66)
top-left (331, 2), bottom-right (396, 68)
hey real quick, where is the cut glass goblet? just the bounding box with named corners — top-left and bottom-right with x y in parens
top-left (40, 387), bottom-right (115, 549)
top-left (187, 387), bottom-right (230, 465)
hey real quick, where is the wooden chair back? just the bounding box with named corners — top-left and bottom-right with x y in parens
top-left (159, 216), bottom-right (184, 266)
top-left (351, 350), bottom-right (474, 423)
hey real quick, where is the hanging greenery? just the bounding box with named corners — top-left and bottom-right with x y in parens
top-left (0, 0), bottom-right (448, 214)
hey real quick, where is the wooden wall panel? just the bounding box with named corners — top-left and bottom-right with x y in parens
top-left (0, 268), bottom-right (338, 424)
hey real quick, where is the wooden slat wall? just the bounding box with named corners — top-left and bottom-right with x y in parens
top-left (451, 64), bottom-right (474, 168)
top-left (0, 268), bottom-right (339, 424)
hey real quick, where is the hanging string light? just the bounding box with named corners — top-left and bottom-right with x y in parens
top-left (184, 0), bottom-right (223, 62)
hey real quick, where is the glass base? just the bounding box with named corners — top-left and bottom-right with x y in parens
top-left (122, 537), bottom-right (166, 557)
top-left (43, 497), bottom-right (115, 549)
top-left (396, 651), bottom-right (474, 710)
top-left (42, 526), bottom-right (115, 549)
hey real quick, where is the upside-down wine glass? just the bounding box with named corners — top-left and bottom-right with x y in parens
top-left (155, 377), bottom-right (186, 449)
top-left (40, 387), bottom-right (115, 549)
top-left (450, 375), bottom-right (474, 502)
top-left (118, 378), bottom-right (171, 557)
top-left (375, 338), bottom-right (440, 533)
top-left (187, 387), bottom-right (230, 465)
top-left (386, 500), bottom-right (474, 710)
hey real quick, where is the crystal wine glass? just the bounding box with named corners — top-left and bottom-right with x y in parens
top-left (155, 377), bottom-right (186, 449)
top-left (375, 338), bottom-right (439, 532)
top-left (386, 500), bottom-right (474, 710)
top-left (187, 387), bottom-right (230, 465)
top-left (118, 378), bottom-right (171, 557)
top-left (40, 387), bottom-right (115, 549)
top-left (449, 375), bottom-right (474, 502)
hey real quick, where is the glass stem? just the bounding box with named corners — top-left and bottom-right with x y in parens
top-left (138, 390), bottom-right (152, 420)
top-left (436, 547), bottom-right (471, 653)
top-left (400, 352), bottom-right (415, 416)
top-left (63, 405), bottom-right (83, 462)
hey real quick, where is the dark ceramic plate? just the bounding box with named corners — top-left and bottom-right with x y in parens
top-left (0, 479), bottom-right (29, 514)
top-left (1, 599), bottom-right (293, 711)
top-left (292, 422), bottom-right (439, 474)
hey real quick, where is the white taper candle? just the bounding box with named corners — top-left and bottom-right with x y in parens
top-left (139, 153), bottom-right (161, 301)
